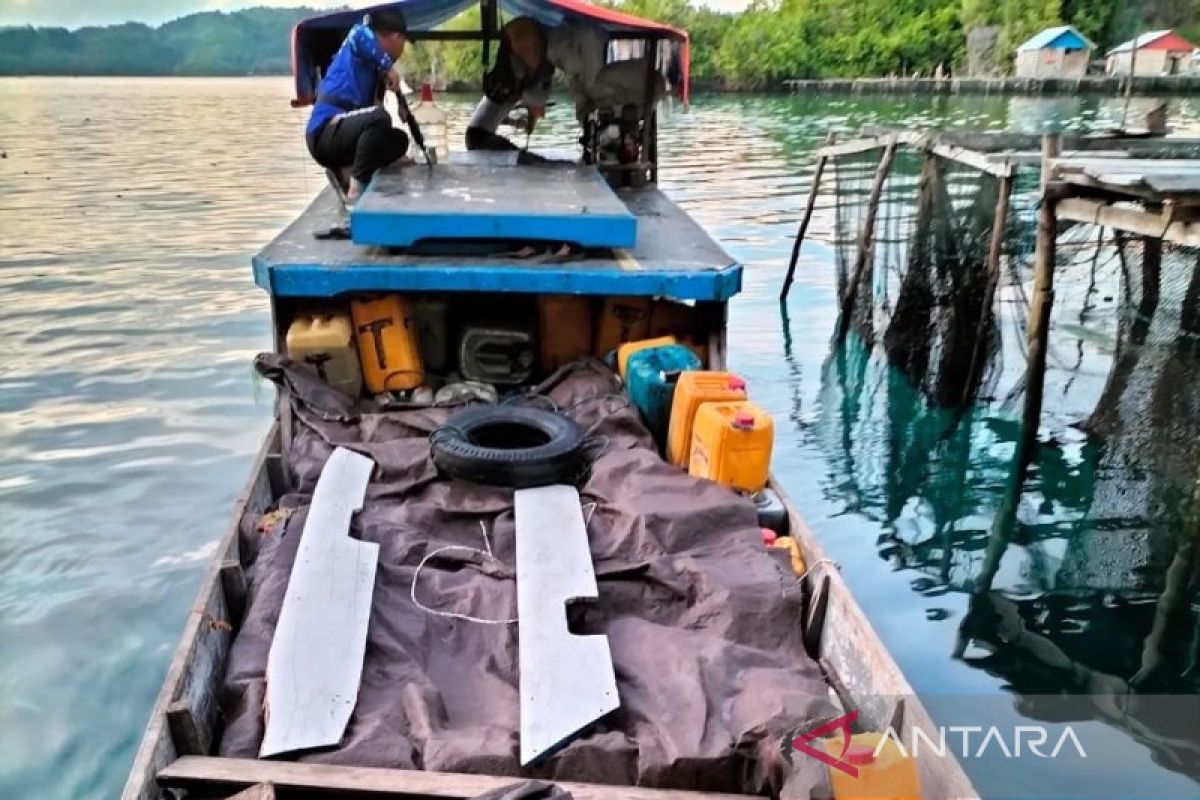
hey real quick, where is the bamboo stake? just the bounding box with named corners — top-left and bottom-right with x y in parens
top-left (836, 137), bottom-right (897, 342)
top-left (781, 131), bottom-right (835, 301)
top-left (960, 172), bottom-right (1013, 406)
top-left (1122, 29), bottom-right (1140, 131)
top-left (1021, 133), bottom-right (1062, 457)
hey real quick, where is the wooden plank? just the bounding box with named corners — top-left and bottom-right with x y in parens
top-left (220, 560), bottom-right (248, 623)
top-left (121, 426), bottom-right (280, 800)
top-left (514, 485), bottom-right (618, 766)
top-left (227, 784), bottom-right (276, 800)
top-left (857, 126), bottom-right (1200, 154)
top-left (929, 141), bottom-right (1013, 177)
top-left (158, 757), bottom-right (755, 800)
top-left (1058, 197), bottom-right (1200, 246)
top-left (986, 149), bottom-right (1131, 165)
top-left (166, 700), bottom-right (210, 757)
top-left (768, 479), bottom-right (980, 800)
top-left (261, 448), bottom-right (378, 758)
top-left (815, 136), bottom-right (890, 159)
top-left (1052, 158), bottom-right (1200, 172)
top-left (1142, 174), bottom-right (1200, 196)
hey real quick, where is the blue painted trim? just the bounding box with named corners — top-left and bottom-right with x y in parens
top-left (252, 258), bottom-right (273, 294)
top-left (349, 209), bottom-right (639, 249)
top-left (253, 258), bottom-right (743, 301)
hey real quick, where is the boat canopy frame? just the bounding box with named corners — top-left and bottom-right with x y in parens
top-left (290, 0), bottom-right (690, 107)
top-left (290, 0), bottom-right (689, 184)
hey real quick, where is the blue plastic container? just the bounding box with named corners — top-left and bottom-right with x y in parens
top-left (625, 344), bottom-right (702, 446)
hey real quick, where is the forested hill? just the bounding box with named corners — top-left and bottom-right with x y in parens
top-left (1, 1), bottom-right (1198, 85)
top-left (0, 7), bottom-right (318, 76)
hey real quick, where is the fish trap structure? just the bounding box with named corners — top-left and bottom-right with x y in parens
top-left (784, 129), bottom-right (1200, 440)
top-left (785, 130), bottom-right (1200, 641)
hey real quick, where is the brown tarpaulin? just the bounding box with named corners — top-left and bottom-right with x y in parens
top-left (218, 355), bottom-right (832, 795)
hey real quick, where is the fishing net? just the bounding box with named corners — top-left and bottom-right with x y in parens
top-left (831, 147), bottom-right (1045, 407)
top-left (822, 141), bottom-right (1200, 600)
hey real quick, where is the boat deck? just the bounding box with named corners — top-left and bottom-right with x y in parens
top-left (253, 184), bottom-right (742, 301)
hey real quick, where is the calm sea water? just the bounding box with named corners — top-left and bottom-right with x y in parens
top-left (2, 77), bottom-right (1198, 799)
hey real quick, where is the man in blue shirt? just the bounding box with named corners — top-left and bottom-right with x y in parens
top-left (305, 10), bottom-right (410, 202)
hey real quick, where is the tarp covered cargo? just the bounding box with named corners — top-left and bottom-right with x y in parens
top-left (219, 355), bottom-right (830, 795)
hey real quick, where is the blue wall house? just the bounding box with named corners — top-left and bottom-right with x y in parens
top-left (1015, 25), bottom-right (1095, 78)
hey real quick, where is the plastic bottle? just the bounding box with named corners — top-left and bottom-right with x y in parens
top-left (412, 83), bottom-right (449, 161)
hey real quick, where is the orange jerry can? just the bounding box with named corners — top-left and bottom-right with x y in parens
top-left (823, 731), bottom-right (921, 800)
top-left (667, 372), bottom-right (747, 467)
top-left (616, 336), bottom-right (677, 378)
top-left (538, 295), bottom-right (594, 371)
top-left (595, 296), bottom-right (652, 357)
top-left (350, 294), bottom-right (424, 393)
top-left (688, 401), bottom-right (773, 493)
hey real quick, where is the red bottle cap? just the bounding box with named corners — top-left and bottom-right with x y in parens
top-left (420, 83), bottom-right (434, 102)
top-left (761, 528), bottom-right (778, 545)
top-left (733, 412), bottom-right (755, 430)
top-left (845, 743), bottom-right (876, 765)
top-left (729, 376), bottom-right (747, 391)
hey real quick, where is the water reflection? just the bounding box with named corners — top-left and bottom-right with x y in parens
top-left (812, 315), bottom-right (1200, 783)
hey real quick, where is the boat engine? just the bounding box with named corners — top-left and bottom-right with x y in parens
top-left (582, 104), bottom-right (642, 187)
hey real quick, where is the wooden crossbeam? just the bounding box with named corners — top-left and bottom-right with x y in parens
top-left (815, 136), bottom-right (890, 159)
top-left (158, 757), bottom-right (756, 800)
top-left (928, 142), bottom-right (1014, 178)
top-left (1058, 197), bottom-right (1200, 247)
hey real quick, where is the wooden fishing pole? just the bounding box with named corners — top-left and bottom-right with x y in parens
top-left (780, 131), bottom-right (835, 302)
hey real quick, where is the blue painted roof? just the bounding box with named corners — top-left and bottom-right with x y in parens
top-left (1017, 25), bottom-right (1095, 53)
top-left (254, 186), bottom-right (742, 302)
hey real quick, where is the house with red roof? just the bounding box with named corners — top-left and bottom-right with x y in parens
top-left (1106, 30), bottom-right (1197, 76)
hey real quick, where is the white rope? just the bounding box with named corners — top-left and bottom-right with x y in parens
top-left (797, 557), bottom-right (840, 583)
top-left (411, 505), bottom-right (598, 625)
top-left (479, 519), bottom-right (493, 557)
top-left (410, 543), bottom-right (518, 625)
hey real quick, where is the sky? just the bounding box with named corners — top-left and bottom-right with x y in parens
top-left (0, 0), bottom-right (750, 29)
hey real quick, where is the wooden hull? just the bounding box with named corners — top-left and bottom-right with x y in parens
top-left (122, 418), bottom-right (977, 799)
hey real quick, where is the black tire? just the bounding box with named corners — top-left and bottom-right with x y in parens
top-left (431, 405), bottom-right (585, 488)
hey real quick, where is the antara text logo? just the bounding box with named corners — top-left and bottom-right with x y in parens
top-left (789, 710), bottom-right (1087, 778)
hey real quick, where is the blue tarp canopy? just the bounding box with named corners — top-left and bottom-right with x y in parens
top-left (291, 0), bottom-right (689, 105)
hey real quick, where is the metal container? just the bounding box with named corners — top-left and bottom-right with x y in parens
top-left (459, 325), bottom-right (536, 385)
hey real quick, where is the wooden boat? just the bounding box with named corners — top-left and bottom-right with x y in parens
top-left (122, 3), bottom-right (979, 798)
